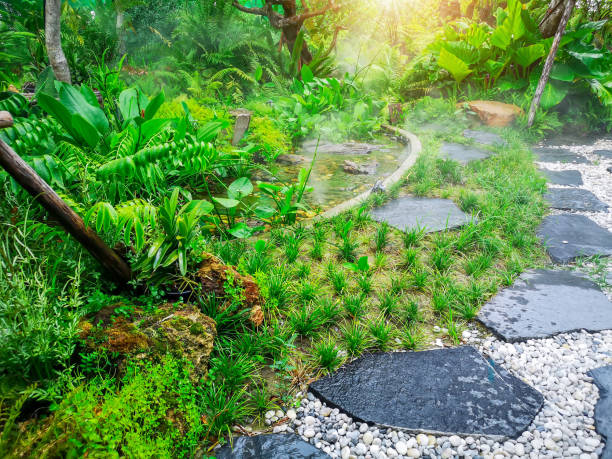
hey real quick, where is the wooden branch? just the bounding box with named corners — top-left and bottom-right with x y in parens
top-left (278, 3), bottom-right (335, 26)
top-left (232, 1), bottom-right (268, 16)
top-left (527, 0), bottom-right (575, 128)
top-left (0, 115), bottom-right (132, 284)
top-left (0, 111), bottom-right (13, 129)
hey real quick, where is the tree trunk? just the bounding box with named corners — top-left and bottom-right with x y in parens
top-left (0, 112), bottom-right (132, 284)
top-left (45, 0), bottom-right (71, 83)
top-left (527, 0), bottom-right (575, 128)
top-left (284, 24), bottom-right (314, 64)
top-left (116, 9), bottom-right (127, 56)
top-left (539, 0), bottom-right (567, 38)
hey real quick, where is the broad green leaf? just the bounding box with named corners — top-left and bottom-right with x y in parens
top-left (513, 44), bottom-right (545, 68)
top-left (80, 85), bottom-right (99, 107)
top-left (444, 41), bottom-right (479, 65)
top-left (228, 177), bottom-right (253, 199)
top-left (213, 197), bottom-right (240, 208)
top-left (357, 256), bottom-right (369, 272)
top-left (181, 199), bottom-right (214, 216)
top-left (550, 63), bottom-right (576, 82)
top-left (59, 84), bottom-right (109, 134)
top-left (229, 223), bottom-right (253, 239)
top-left (139, 118), bottom-right (171, 144)
top-left (197, 120), bottom-right (228, 142)
top-left (255, 204), bottom-right (276, 219)
top-left (254, 240), bottom-right (266, 252)
top-left (490, 20), bottom-right (512, 50)
top-left (144, 91), bottom-right (165, 121)
top-left (301, 64), bottom-right (314, 83)
top-left (254, 65), bottom-right (263, 82)
top-left (540, 81), bottom-right (568, 109)
top-left (438, 48), bottom-right (472, 83)
top-left (71, 113), bottom-right (100, 148)
top-left (37, 93), bottom-right (75, 135)
top-left (119, 88), bottom-right (140, 121)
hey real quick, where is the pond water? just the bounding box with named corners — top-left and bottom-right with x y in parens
top-left (258, 137), bottom-right (410, 210)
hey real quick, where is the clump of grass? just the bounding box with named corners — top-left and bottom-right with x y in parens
top-left (209, 349), bottom-right (257, 394)
top-left (390, 274), bottom-right (410, 295)
top-left (375, 222), bottom-right (389, 251)
top-left (411, 268), bottom-right (428, 290)
top-left (310, 240), bottom-right (323, 260)
top-left (283, 235), bottom-right (300, 263)
top-left (402, 299), bottom-right (420, 324)
top-left (249, 383), bottom-right (278, 420)
top-left (457, 300), bottom-right (478, 320)
top-left (337, 237), bottom-right (358, 262)
top-left (459, 190), bottom-right (480, 213)
top-left (264, 267), bottom-right (290, 308)
top-left (368, 316), bottom-right (393, 350)
top-left (431, 291), bottom-right (451, 315)
top-left (289, 304), bottom-right (324, 337)
top-left (319, 297), bottom-right (342, 324)
top-left (402, 225), bottom-right (426, 248)
top-left (295, 280), bottom-right (320, 304)
top-left (343, 294), bottom-right (367, 319)
top-left (341, 321), bottom-right (369, 356)
top-left (436, 158), bottom-right (463, 184)
top-left (431, 248), bottom-right (453, 272)
top-left (326, 263), bottom-right (347, 294)
top-left (312, 336), bottom-right (343, 371)
top-left (374, 252), bottom-right (387, 270)
top-left (446, 309), bottom-right (460, 345)
top-left (400, 326), bottom-right (422, 350)
top-left (294, 262), bottom-right (311, 279)
top-left (464, 252), bottom-right (493, 277)
top-left (402, 247), bottom-right (419, 268)
top-left (378, 292), bottom-right (399, 317)
top-left (357, 274), bottom-right (372, 295)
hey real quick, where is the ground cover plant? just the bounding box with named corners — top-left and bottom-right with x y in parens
top-left (0, 0), bottom-right (610, 456)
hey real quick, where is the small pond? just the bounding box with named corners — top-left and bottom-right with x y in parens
top-left (258, 137), bottom-right (410, 210)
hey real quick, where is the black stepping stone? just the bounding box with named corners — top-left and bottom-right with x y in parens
top-left (593, 149), bottom-right (612, 159)
top-left (533, 147), bottom-right (591, 164)
top-left (440, 142), bottom-right (492, 164)
top-left (309, 347), bottom-right (543, 438)
top-left (539, 168), bottom-right (583, 186)
top-left (478, 269), bottom-right (612, 342)
top-left (544, 188), bottom-right (609, 212)
top-left (463, 129), bottom-right (505, 146)
top-left (369, 197), bottom-right (472, 233)
top-left (537, 214), bottom-right (612, 263)
top-left (215, 434), bottom-right (330, 459)
top-left (589, 366), bottom-right (612, 459)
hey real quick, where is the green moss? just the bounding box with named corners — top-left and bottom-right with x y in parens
top-left (156, 95), bottom-right (227, 125)
top-left (189, 322), bottom-right (205, 336)
top-left (245, 116), bottom-right (290, 161)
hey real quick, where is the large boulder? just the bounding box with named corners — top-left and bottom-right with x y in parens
top-left (463, 100), bottom-right (523, 127)
top-left (79, 302), bottom-right (216, 377)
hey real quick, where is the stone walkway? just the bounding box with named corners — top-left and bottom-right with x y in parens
top-left (218, 134), bottom-right (612, 459)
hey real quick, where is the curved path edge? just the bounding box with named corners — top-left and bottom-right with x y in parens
top-left (310, 125), bottom-right (421, 221)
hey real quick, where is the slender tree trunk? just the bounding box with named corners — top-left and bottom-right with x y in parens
top-left (45, 0), bottom-right (71, 83)
top-left (0, 112), bottom-right (132, 284)
top-left (284, 24), bottom-right (314, 64)
top-left (539, 0), bottom-right (567, 38)
top-left (527, 0), bottom-right (575, 128)
top-left (116, 9), bottom-right (127, 56)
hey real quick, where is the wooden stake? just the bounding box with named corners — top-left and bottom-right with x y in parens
top-left (527, 0), bottom-right (575, 128)
top-left (0, 111), bottom-right (132, 284)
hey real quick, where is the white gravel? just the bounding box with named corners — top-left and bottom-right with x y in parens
top-left (536, 138), bottom-right (612, 231)
top-left (271, 330), bottom-right (612, 458)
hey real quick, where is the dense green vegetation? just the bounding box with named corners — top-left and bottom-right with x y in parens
top-left (0, 0), bottom-right (611, 456)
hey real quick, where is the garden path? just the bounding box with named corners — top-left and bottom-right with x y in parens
top-left (217, 133), bottom-right (612, 459)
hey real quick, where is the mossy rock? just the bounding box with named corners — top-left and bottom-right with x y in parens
top-left (79, 303), bottom-right (216, 377)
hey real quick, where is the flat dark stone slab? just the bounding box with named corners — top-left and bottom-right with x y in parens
top-left (310, 347), bottom-right (542, 438)
top-left (537, 214), bottom-right (612, 263)
top-left (463, 129), bottom-right (505, 146)
top-left (539, 168), bottom-right (583, 186)
top-left (215, 434), bottom-right (330, 459)
top-left (478, 269), bottom-right (612, 342)
top-left (440, 142), bottom-right (492, 164)
top-left (369, 197), bottom-right (472, 233)
top-left (593, 149), bottom-right (612, 159)
top-left (301, 140), bottom-right (379, 155)
top-left (545, 188), bottom-right (609, 212)
top-left (533, 147), bottom-right (591, 164)
top-left (590, 366), bottom-right (612, 459)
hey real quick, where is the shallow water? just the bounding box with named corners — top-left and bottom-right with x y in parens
top-left (266, 137), bottom-right (409, 210)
